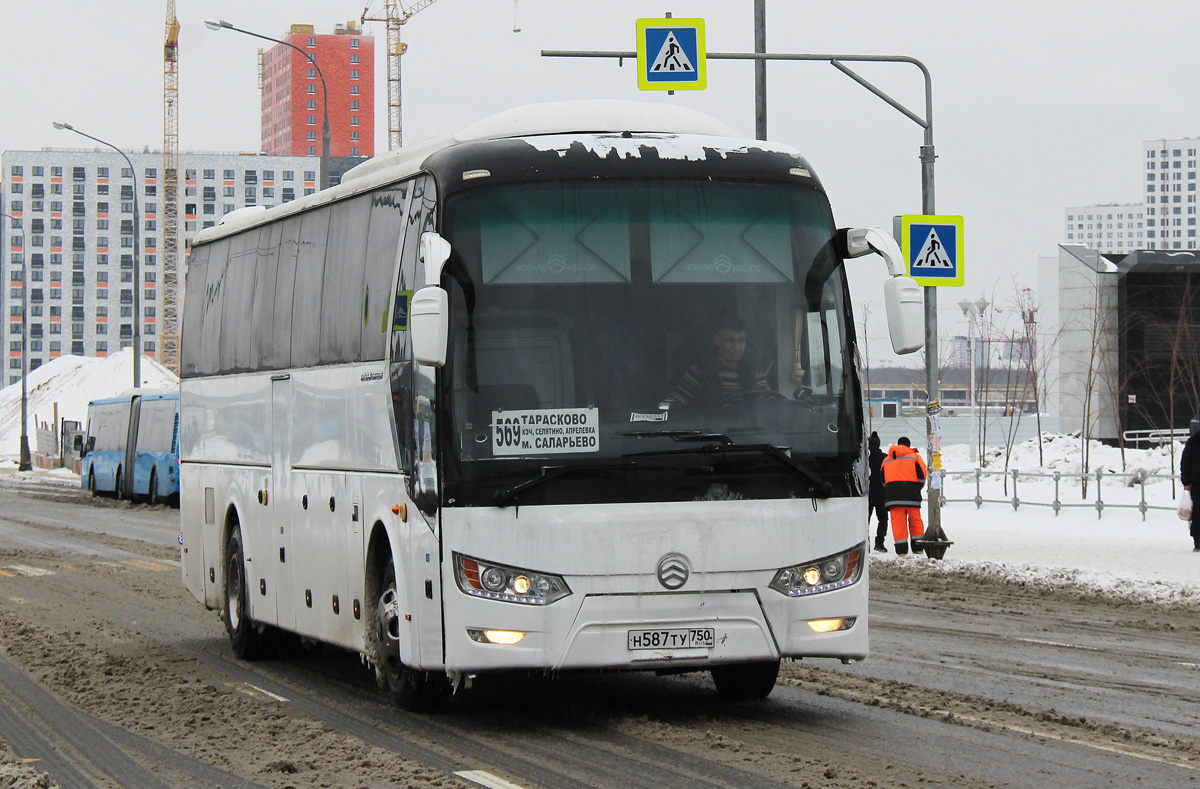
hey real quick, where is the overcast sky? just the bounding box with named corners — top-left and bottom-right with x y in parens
top-left (4, 1), bottom-right (1197, 358)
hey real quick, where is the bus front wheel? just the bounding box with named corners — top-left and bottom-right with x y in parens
top-left (375, 563), bottom-right (446, 711)
top-left (711, 660), bottom-right (781, 700)
top-left (88, 469), bottom-right (98, 497)
top-left (114, 468), bottom-right (124, 500)
top-left (148, 469), bottom-right (160, 506)
top-left (223, 528), bottom-right (266, 660)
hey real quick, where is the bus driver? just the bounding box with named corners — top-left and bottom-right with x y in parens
top-left (669, 317), bottom-right (772, 408)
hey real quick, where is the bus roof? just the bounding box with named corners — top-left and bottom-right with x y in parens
top-left (191, 100), bottom-right (756, 247)
top-left (89, 388), bottom-right (179, 407)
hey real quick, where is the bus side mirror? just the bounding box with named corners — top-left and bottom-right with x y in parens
top-left (883, 276), bottom-right (924, 354)
top-left (840, 226), bottom-right (924, 354)
top-left (411, 286), bottom-right (448, 367)
top-left (73, 434), bottom-right (83, 452)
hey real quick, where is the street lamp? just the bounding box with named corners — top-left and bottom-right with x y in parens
top-left (52, 121), bottom-right (142, 391)
top-left (958, 298), bottom-right (989, 463)
top-left (206, 18), bottom-right (331, 190)
top-left (0, 209), bottom-right (32, 471)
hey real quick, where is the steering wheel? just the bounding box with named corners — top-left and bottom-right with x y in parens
top-left (725, 388), bottom-right (789, 404)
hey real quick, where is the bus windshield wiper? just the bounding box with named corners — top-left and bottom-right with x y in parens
top-left (492, 461), bottom-right (713, 508)
top-left (621, 430), bottom-right (734, 444)
top-left (621, 443), bottom-right (834, 498)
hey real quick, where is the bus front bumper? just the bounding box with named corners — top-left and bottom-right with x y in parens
top-left (443, 582), bottom-right (868, 674)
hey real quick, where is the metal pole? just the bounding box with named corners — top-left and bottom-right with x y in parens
top-left (51, 123), bottom-right (141, 390)
top-left (1, 209), bottom-right (32, 470)
top-left (206, 20), bottom-right (332, 189)
top-left (920, 132), bottom-right (942, 546)
top-left (969, 328), bottom-right (977, 463)
top-left (754, 0), bottom-right (766, 140)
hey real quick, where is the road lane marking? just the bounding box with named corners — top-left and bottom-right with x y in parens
top-left (122, 560), bottom-right (172, 572)
top-left (1012, 637), bottom-right (1099, 651)
top-left (5, 566), bottom-right (54, 577)
top-left (242, 683), bottom-right (289, 703)
top-left (454, 771), bottom-right (527, 789)
top-left (944, 711), bottom-right (1199, 772)
top-left (0, 570), bottom-right (14, 578)
top-left (1175, 662), bottom-right (1200, 669)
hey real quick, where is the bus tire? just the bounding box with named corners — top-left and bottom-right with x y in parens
top-left (148, 470), bottom-right (160, 506)
top-left (376, 563), bottom-right (447, 711)
top-left (223, 528), bottom-right (266, 660)
top-left (711, 660), bottom-right (781, 700)
top-left (88, 469), bottom-right (98, 497)
top-left (114, 468), bottom-right (124, 501)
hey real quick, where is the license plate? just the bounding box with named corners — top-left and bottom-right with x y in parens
top-left (627, 627), bottom-right (715, 650)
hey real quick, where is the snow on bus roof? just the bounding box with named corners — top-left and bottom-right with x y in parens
top-left (192, 101), bottom-right (750, 246)
top-left (339, 100), bottom-right (748, 182)
top-left (522, 132), bottom-right (801, 161)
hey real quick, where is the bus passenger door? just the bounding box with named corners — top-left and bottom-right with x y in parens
top-left (271, 376), bottom-right (295, 630)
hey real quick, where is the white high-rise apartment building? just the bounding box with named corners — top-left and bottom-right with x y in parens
top-left (1143, 138), bottom-right (1200, 250)
top-left (1063, 203), bottom-right (1145, 254)
top-left (1, 148), bottom-right (322, 385)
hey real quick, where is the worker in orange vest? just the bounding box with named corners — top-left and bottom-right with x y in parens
top-left (882, 436), bottom-right (928, 555)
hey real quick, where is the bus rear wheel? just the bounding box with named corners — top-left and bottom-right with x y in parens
top-left (375, 563), bottom-right (447, 711)
top-left (224, 528), bottom-right (266, 660)
top-left (711, 660), bottom-right (781, 700)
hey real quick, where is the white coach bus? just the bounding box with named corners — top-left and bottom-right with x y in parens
top-left (179, 100), bottom-right (922, 709)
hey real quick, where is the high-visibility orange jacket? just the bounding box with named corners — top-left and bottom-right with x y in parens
top-left (882, 443), bottom-right (927, 509)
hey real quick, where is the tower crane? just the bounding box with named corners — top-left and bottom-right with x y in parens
top-left (162, 0), bottom-right (181, 372)
top-left (361, 0), bottom-right (442, 150)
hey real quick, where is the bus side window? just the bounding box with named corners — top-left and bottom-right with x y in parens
top-left (362, 182), bottom-right (410, 361)
top-left (320, 193), bottom-right (372, 364)
top-left (291, 207), bottom-right (332, 369)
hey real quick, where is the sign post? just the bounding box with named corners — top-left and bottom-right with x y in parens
top-left (899, 213), bottom-right (964, 560)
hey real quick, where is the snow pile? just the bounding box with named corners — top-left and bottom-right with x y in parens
top-left (944, 431), bottom-right (1181, 480)
top-left (0, 349), bottom-right (178, 463)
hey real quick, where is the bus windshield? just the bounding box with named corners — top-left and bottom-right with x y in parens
top-left (440, 179), bottom-right (861, 506)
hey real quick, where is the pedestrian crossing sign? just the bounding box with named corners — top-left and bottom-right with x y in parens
top-left (636, 18), bottom-right (706, 91)
top-left (901, 214), bottom-right (965, 287)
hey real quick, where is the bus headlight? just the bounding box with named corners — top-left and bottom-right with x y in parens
top-left (769, 545), bottom-right (863, 597)
top-left (454, 553), bottom-right (571, 605)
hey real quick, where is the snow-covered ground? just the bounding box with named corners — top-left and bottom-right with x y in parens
top-left (879, 434), bottom-right (1199, 606)
top-left (0, 353), bottom-right (1194, 605)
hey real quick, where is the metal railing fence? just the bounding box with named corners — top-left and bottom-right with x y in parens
top-left (942, 468), bottom-right (1179, 521)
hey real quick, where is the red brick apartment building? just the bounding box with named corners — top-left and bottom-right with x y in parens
top-left (260, 23), bottom-right (375, 159)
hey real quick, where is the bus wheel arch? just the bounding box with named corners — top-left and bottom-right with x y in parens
top-left (364, 521), bottom-right (446, 711)
top-left (222, 511), bottom-right (266, 660)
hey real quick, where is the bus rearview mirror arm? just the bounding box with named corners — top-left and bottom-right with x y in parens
top-left (411, 233), bottom-right (454, 367)
top-left (839, 226), bottom-right (924, 355)
top-left (420, 232), bottom-right (452, 286)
